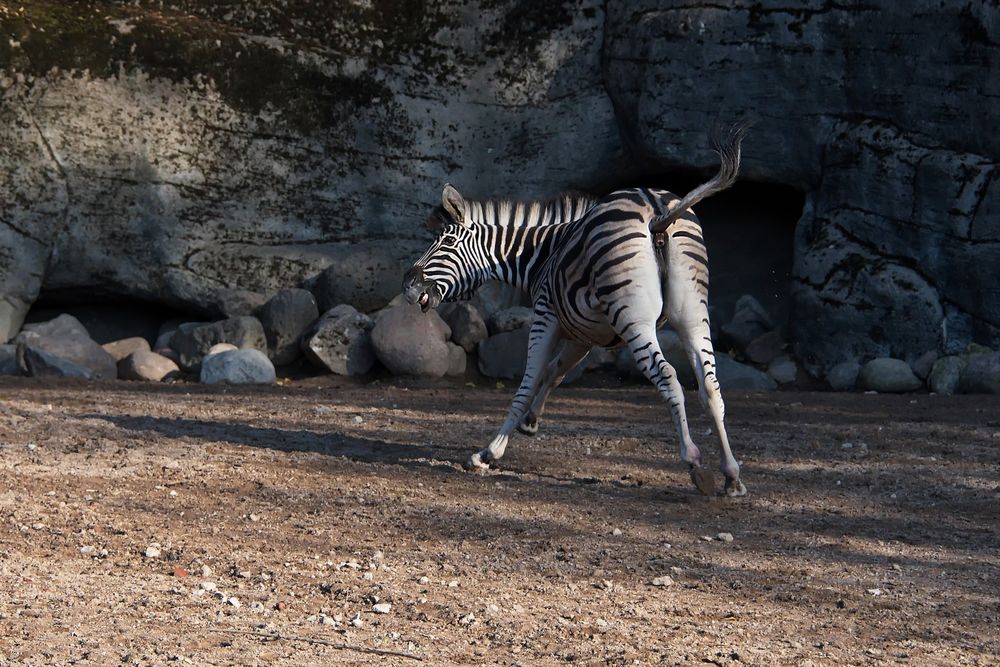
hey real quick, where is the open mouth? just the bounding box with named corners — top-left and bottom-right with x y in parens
top-left (419, 292), bottom-right (430, 308)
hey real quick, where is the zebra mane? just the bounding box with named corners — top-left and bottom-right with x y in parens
top-left (425, 190), bottom-right (597, 231)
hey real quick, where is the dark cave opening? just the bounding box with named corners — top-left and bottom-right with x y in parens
top-left (23, 297), bottom-right (193, 346)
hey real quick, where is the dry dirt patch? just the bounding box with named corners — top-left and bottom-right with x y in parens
top-left (1, 377), bottom-right (998, 666)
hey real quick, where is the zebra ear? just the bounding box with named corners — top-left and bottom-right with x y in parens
top-left (442, 183), bottom-right (467, 226)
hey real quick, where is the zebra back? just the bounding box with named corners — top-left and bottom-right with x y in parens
top-left (427, 187), bottom-right (597, 231)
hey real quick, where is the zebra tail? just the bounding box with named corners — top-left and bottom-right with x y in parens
top-left (649, 121), bottom-right (749, 235)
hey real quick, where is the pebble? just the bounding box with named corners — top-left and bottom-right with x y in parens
top-left (353, 415), bottom-right (364, 424)
top-left (418, 576), bottom-right (430, 585)
top-left (250, 601), bottom-right (265, 612)
top-left (372, 603), bottom-right (392, 614)
top-left (80, 545), bottom-right (96, 555)
top-left (612, 528), bottom-right (623, 536)
top-left (717, 532), bottom-right (734, 543)
top-left (200, 582), bottom-right (217, 592)
top-left (351, 613), bottom-right (363, 628)
top-left (201, 565), bottom-right (213, 577)
top-left (670, 567), bottom-right (683, 576)
top-left (867, 588), bottom-right (882, 596)
top-left (459, 613), bottom-right (475, 625)
top-left (448, 580), bottom-right (459, 588)
top-left (228, 596), bottom-right (241, 608)
top-left (31, 522), bottom-right (44, 530)
top-left (651, 576), bottom-right (674, 587)
top-left (144, 545), bottom-right (161, 558)
top-left (701, 535), bottom-right (714, 542)
top-left (321, 614), bottom-right (336, 626)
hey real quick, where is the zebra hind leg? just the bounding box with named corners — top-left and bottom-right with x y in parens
top-left (622, 321), bottom-right (715, 495)
top-left (517, 341), bottom-right (591, 436)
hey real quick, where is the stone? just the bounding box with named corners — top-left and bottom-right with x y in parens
top-left (478, 327), bottom-right (530, 379)
top-left (488, 307), bottom-right (535, 335)
top-left (744, 330), bottom-right (785, 366)
top-left (21, 314), bottom-right (90, 341)
top-left (720, 295), bottom-right (775, 352)
top-left (767, 356), bottom-right (798, 385)
top-left (301, 305), bottom-right (376, 376)
top-left (206, 343), bottom-right (238, 356)
top-left (370, 305), bottom-right (451, 377)
top-left (24, 305), bottom-right (162, 345)
top-left (170, 317), bottom-right (267, 373)
top-left (911, 350), bottom-right (940, 380)
top-left (716, 355), bottom-right (777, 392)
top-left (199, 349), bottom-right (276, 385)
top-left (826, 361), bottom-right (861, 391)
top-left (446, 342), bottom-right (467, 377)
top-left (118, 351), bottom-right (181, 382)
top-left (959, 352), bottom-right (1000, 394)
top-left (102, 337), bottom-right (151, 362)
top-left (214, 289), bottom-right (268, 318)
top-left (438, 302), bottom-right (488, 353)
top-left (0, 345), bottom-right (19, 376)
top-left (255, 288), bottom-right (319, 366)
top-left (15, 332), bottom-right (117, 380)
top-left (859, 358), bottom-right (923, 393)
top-left (928, 356), bottom-right (966, 395)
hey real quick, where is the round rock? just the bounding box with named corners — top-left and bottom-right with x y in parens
top-left (859, 358), bottom-right (922, 393)
top-left (200, 349), bottom-right (276, 385)
top-left (255, 288), bottom-right (319, 366)
top-left (371, 305), bottom-right (451, 377)
top-left (118, 350), bottom-right (181, 382)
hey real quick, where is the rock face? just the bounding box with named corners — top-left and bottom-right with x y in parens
top-left (200, 349), bottom-right (276, 385)
top-left (302, 305), bottom-right (376, 376)
top-left (0, 1), bottom-right (996, 370)
top-left (0, 345), bottom-right (18, 375)
top-left (255, 289), bottom-right (319, 366)
top-left (371, 305), bottom-right (451, 377)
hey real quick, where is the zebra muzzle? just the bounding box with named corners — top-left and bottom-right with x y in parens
top-left (402, 267), bottom-right (442, 312)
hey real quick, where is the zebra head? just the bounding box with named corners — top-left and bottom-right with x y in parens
top-left (403, 184), bottom-right (488, 312)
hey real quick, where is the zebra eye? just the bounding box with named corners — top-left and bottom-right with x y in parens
top-left (440, 232), bottom-right (460, 247)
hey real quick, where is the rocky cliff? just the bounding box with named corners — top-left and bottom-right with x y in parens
top-left (1, 0), bottom-right (996, 374)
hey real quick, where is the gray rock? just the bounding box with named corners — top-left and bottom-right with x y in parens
top-left (767, 356), bottom-right (798, 385)
top-left (911, 350), bottom-right (940, 380)
top-left (15, 332), bottom-right (117, 380)
top-left (118, 351), bottom-right (181, 382)
top-left (255, 288), bottom-right (319, 366)
top-left (371, 305), bottom-right (451, 377)
top-left (301, 305), bottom-right (376, 376)
top-left (720, 295), bottom-right (775, 352)
top-left (199, 349), bottom-right (276, 385)
top-left (17, 345), bottom-right (98, 379)
top-left (745, 331), bottom-right (785, 366)
top-left (614, 330), bottom-right (697, 388)
top-left (478, 327), bottom-right (530, 380)
top-left (959, 352), bottom-right (1000, 394)
top-left (23, 305), bottom-right (161, 345)
top-left (826, 361), bottom-right (861, 391)
top-left (859, 358), bottom-right (923, 393)
top-left (0, 345), bottom-right (21, 375)
top-left (716, 356), bottom-right (777, 392)
top-left (488, 307), bottom-right (535, 336)
top-left (215, 289), bottom-right (268, 318)
top-left (170, 317), bottom-right (267, 373)
top-left (438, 303), bottom-right (488, 354)
top-left (206, 343), bottom-right (238, 357)
top-left (928, 356), bottom-right (966, 395)
top-left (446, 342), bottom-right (467, 377)
top-left (21, 314), bottom-right (90, 341)
top-left (102, 337), bottom-right (151, 362)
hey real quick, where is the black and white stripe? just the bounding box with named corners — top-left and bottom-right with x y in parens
top-left (404, 125), bottom-right (749, 497)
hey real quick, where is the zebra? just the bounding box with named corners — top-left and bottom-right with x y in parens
top-left (403, 125), bottom-right (749, 497)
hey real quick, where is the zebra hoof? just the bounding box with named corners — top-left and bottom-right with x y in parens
top-left (464, 451), bottom-right (491, 472)
top-left (689, 466), bottom-right (716, 496)
top-left (724, 477), bottom-right (748, 497)
top-left (517, 417), bottom-right (539, 436)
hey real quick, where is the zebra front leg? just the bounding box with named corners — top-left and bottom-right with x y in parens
top-left (622, 322), bottom-right (715, 495)
top-left (517, 341), bottom-right (591, 436)
top-left (466, 315), bottom-right (562, 471)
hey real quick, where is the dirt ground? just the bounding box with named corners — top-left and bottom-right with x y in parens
top-left (0, 375), bottom-right (997, 666)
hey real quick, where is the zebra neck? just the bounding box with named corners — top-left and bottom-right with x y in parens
top-left (486, 222), bottom-right (569, 292)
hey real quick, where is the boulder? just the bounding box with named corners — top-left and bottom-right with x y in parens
top-left (767, 356), bottom-right (798, 385)
top-left (301, 305), bottom-right (376, 376)
top-left (119, 351), bottom-right (181, 382)
top-left (859, 358), bottom-right (923, 393)
top-left (439, 303), bottom-right (488, 353)
top-left (488, 307), bottom-right (535, 336)
top-left (826, 361), bottom-right (861, 391)
top-left (720, 296), bottom-right (775, 352)
top-left (446, 343), bottom-right (467, 377)
top-left (478, 327), bottom-right (530, 380)
top-left (0, 345), bottom-right (20, 376)
top-left (23, 305), bottom-right (162, 345)
top-left (910, 350), bottom-right (940, 380)
top-left (928, 356), bottom-right (966, 395)
top-left (716, 356), bottom-right (777, 392)
top-left (206, 343), bottom-right (238, 357)
top-left (744, 331), bottom-right (785, 366)
top-left (958, 352), bottom-right (1000, 394)
top-left (102, 337), bottom-right (151, 362)
top-left (371, 305), bottom-right (451, 377)
top-left (170, 317), bottom-right (267, 372)
top-left (15, 331), bottom-right (117, 380)
top-left (255, 288), bottom-right (319, 366)
top-left (21, 314), bottom-right (90, 341)
top-left (215, 289), bottom-right (269, 318)
top-left (200, 349), bottom-right (276, 385)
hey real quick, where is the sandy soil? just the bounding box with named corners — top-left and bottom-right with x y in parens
top-left (0, 376), bottom-right (997, 666)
